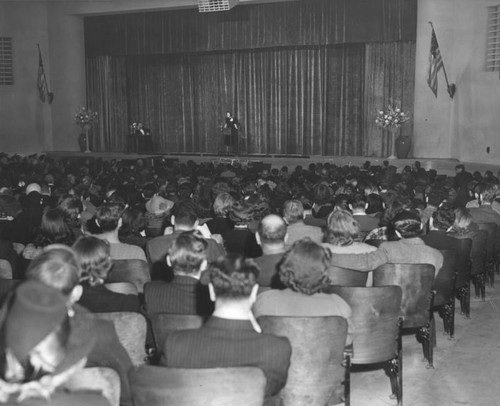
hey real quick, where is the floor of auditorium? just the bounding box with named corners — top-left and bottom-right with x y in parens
top-left (352, 282), bottom-right (499, 406)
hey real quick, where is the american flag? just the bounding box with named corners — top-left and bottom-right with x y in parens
top-left (427, 28), bottom-right (443, 98)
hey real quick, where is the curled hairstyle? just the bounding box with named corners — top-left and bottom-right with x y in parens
top-left (432, 203), bottom-right (455, 231)
top-left (393, 210), bottom-right (422, 238)
top-left (26, 246), bottom-right (81, 295)
top-left (72, 236), bottom-right (112, 286)
top-left (40, 208), bottom-right (72, 242)
top-left (213, 192), bottom-right (235, 217)
top-left (209, 254), bottom-right (259, 299)
top-left (278, 238), bottom-right (331, 295)
top-left (283, 200), bottom-right (304, 224)
top-left (453, 207), bottom-right (472, 231)
top-left (324, 209), bottom-right (359, 246)
top-left (96, 202), bottom-right (126, 232)
top-left (169, 231), bottom-right (208, 275)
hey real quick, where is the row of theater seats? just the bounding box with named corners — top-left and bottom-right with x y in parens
top-left (0, 231), bottom-right (496, 406)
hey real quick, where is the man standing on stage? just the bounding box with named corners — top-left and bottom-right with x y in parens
top-left (224, 111), bottom-right (239, 155)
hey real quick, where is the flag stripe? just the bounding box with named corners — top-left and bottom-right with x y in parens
top-left (37, 47), bottom-right (46, 103)
top-left (427, 28), bottom-right (444, 97)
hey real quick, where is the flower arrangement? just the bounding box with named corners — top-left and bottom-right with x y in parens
top-left (74, 106), bottom-right (98, 128)
top-left (375, 103), bottom-right (410, 129)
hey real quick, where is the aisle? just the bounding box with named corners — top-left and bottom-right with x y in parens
top-left (351, 283), bottom-right (498, 405)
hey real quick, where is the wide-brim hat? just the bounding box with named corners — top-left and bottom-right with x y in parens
top-left (0, 281), bottom-right (95, 375)
top-left (145, 195), bottom-right (174, 215)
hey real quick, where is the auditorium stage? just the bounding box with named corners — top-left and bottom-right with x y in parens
top-left (45, 151), bottom-right (500, 178)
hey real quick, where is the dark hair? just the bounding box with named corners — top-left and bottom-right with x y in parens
top-left (172, 203), bottom-right (197, 227)
top-left (313, 183), bottom-right (333, 205)
top-left (365, 193), bottom-right (384, 215)
top-left (432, 203), bottom-right (455, 231)
top-left (169, 231), bottom-right (208, 275)
top-left (209, 254), bottom-right (259, 299)
top-left (393, 210), bottom-right (422, 238)
top-left (96, 202), bottom-right (126, 232)
top-left (39, 208), bottom-right (72, 243)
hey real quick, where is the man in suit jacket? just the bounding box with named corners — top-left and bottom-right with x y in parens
top-left (160, 254), bottom-right (292, 400)
top-left (146, 204), bottom-right (225, 280)
top-left (144, 231), bottom-right (214, 317)
top-left (254, 214), bottom-right (287, 288)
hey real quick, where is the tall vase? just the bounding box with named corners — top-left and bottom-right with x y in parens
top-left (83, 124), bottom-right (91, 153)
top-left (387, 127), bottom-right (398, 160)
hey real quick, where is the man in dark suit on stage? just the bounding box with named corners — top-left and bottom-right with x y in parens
top-left (160, 253), bottom-right (291, 401)
top-left (129, 121), bottom-right (152, 153)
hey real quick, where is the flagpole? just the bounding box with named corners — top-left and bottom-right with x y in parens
top-left (428, 22), bottom-right (456, 98)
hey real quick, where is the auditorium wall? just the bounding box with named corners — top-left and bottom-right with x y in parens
top-left (1, 0), bottom-right (500, 164)
top-left (414, 0), bottom-right (500, 164)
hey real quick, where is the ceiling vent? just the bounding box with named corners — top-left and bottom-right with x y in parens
top-left (197, 0), bottom-right (239, 12)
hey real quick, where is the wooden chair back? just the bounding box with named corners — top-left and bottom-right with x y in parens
top-left (476, 223), bottom-right (496, 262)
top-left (327, 286), bottom-right (402, 364)
top-left (150, 313), bottom-right (205, 350)
top-left (108, 259), bottom-right (151, 293)
top-left (64, 367), bottom-right (121, 406)
top-left (0, 259), bottom-right (12, 279)
top-left (326, 265), bottom-right (368, 287)
top-left (433, 250), bottom-right (457, 308)
top-left (94, 312), bottom-right (147, 366)
top-left (130, 366), bottom-right (266, 406)
top-left (257, 315), bottom-right (347, 406)
top-left (104, 282), bottom-right (138, 296)
top-left (468, 230), bottom-right (488, 277)
top-left (373, 263), bottom-right (435, 329)
top-left (447, 237), bottom-right (472, 288)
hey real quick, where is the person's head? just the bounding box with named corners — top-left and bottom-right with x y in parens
top-left (171, 203), bottom-right (198, 230)
top-left (392, 210), bottom-right (423, 239)
top-left (430, 203), bottom-right (455, 231)
top-left (72, 236), bottom-right (112, 286)
top-left (455, 164), bottom-right (465, 174)
top-left (213, 192), bottom-right (235, 218)
top-left (256, 214), bottom-right (287, 248)
top-left (26, 246), bottom-right (81, 300)
top-left (313, 183), bottom-right (333, 205)
top-left (349, 193), bottom-right (368, 213)
top-left (208, 254), bottom-right (259, 303)
top-left (167, 231), bottom-right (208, 278)
top-left (426, 188), bottom-right (446, 208)
top-left (229, 199), bottom-right (256, 226)
top-left (0, 281), bottom-right (94, 399)
top-left (226, 111), bottom-right (232, 118)
top-left (476, 182), bottom-right (498, 204)
top-left (365, 193), bottom-right (385, 215)
top-left (40, 208), bottom-right (72, 242)
top-left (324, 209), bottom-right (360, 246)
top-left (278, 238), bottom-right (331, 295)
top-left (283, 199), bottom-right (305, 224)
top-left (453, 207), bottom-right (473, 231)
top-left (58, 197), bottom-right (83, 228)
top-left (95, 202), bottom-right (127, 233)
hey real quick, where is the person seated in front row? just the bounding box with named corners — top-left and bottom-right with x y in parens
top-left (0, 280), bottom-right (109, 406)
top-left (144, 230), bottom-right (214, 317)
top-left (25, 245), bottom-right (135, 406)
top-left (160, 253), bottom-right (292, 402)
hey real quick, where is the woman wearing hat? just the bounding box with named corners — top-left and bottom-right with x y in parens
top-left (0, 280), bottom-right (108, 405)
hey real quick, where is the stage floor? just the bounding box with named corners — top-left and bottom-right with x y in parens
top-left (45, 151), bottom-right (500, 177)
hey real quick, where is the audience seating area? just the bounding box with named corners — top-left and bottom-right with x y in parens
top-left (1, 153), bottom-right (500, 405)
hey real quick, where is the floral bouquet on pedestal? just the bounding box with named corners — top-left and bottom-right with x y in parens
top-left (74, 106), bottom-right (98, 153)
top-left (375, 103), bottom-right (411, 159)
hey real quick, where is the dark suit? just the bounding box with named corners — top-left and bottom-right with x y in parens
top-left (422, 230), bottom-right (468, 274)
top-left (161, 316), bottom-right (291, 398)
top-left (79, 285), bottom-right (142, 314)
top-left (144, 276), bottom-right (214, 317)
top-left (253, 253), bottom-right (285, 288)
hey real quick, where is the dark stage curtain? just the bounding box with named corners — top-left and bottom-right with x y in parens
top-left (86, 42), bottom-right (415, 156)
top-left (84, 0), bottom-right (416, 156)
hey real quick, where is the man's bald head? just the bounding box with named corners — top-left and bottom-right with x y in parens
top-left (257, 214), bottom-right (287, 246)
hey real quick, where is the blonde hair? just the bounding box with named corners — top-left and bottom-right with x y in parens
top-left (324, 209), bottom-right (359, 246)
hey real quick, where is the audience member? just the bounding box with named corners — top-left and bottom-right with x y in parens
top-left (282, 199), bottom-right (322, 247)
